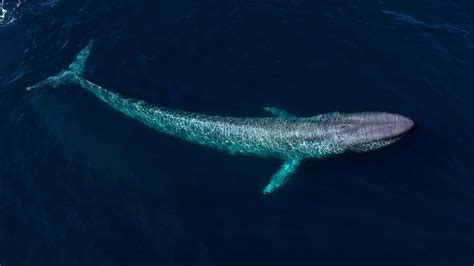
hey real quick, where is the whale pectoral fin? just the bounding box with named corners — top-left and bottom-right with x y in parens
top-left (263, 106), bottom-right (297, 118)
top-left (262, 158), bottom-right (302, 195)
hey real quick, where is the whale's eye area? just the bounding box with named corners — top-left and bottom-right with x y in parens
top-left (335, 123), bottom-right (358, 135)
top-left (337, 124), bottom-right (352, 130)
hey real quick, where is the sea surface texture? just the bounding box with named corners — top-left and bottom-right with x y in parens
top-left (0, 0), bottom-right (473, 265)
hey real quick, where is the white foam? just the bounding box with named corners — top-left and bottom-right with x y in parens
top-left (0, 0), bottom-right (6, 21)
top-left (0, 0), bottom-right (23, 25)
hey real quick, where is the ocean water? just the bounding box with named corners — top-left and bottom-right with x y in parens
top-left (0, 0), bottom-right (473, 265)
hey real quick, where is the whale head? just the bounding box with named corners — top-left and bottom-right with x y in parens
top-left (323, 112), bottom-right (414, 153)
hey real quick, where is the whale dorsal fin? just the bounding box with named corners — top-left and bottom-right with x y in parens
top-left (263, 158), bottom-right (302, 194)
top-left (263, 106), bottom-right (297, 118)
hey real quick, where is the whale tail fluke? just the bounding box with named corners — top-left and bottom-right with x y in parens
top-left (67, 40), bottom-right (94, 76)
top-left (26, 40), bottom-right (94, 91)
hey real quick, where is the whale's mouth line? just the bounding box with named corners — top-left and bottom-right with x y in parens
top-left (359, 135), bottom-right (402, 146)
top-left (350, 136), bottom-right (403, 153)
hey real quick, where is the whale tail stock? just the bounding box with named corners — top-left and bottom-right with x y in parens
top-left (26, 40), bottom-right (94, 91)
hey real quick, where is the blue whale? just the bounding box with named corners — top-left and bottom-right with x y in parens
top-left (28, 41), bottom-right (415, 194)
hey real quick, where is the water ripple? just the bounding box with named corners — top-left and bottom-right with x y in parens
top-left (381, 9), bottom-right (471, 35)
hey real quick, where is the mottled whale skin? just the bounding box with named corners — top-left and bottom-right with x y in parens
top-left (28, 41), bottom-right (415, 194)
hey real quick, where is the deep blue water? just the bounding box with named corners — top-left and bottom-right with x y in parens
top-left (1, 0), bottom-right (473, 265)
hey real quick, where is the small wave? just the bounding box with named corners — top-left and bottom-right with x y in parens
top-left (0, 0), bottom-right (23, 25)
top-left (381, 9), bottom-right (470, 35)
top-left (0, 0), bottom-right (6, 22)
top-left (381, 9), bottom-right (428, 27)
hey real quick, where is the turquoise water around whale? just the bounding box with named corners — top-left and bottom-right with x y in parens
top-left (1, 0), bottom-right (473, 265)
